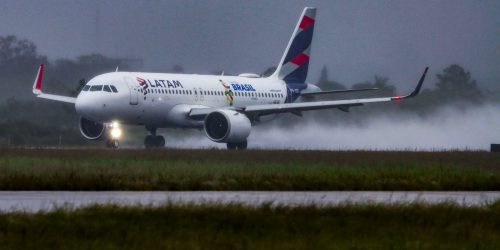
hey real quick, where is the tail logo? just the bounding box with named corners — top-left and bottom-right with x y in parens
top-left (278, 7), bottom-right (316, 83)
top-left (136, 77), bottom-right (148, 96)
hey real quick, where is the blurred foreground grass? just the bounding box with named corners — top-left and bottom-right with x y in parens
top-left (0, 202), bottom-right (499, 249)
top-left (0, 148), bottom-right (499, 190)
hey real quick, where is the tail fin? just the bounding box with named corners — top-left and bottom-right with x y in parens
top-left (271, 7), bottom-right (316, 84)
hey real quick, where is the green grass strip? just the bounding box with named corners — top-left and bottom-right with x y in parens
top-left (0, 202), bottom-right (499, 249)
top-left (0, 149), bottom-right (499, 190)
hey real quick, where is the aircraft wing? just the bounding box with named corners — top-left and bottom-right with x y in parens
top-left (189, 67), bottom-right (428, 119)
top-left (35, 93), bottom-right (77, 103)
top-left (300, 87), bottom-right (378, 97)
top-left (32, 64), bottom-right (76, 104)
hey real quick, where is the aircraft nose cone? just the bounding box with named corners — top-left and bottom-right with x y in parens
top-left (75, 97), bottom-right (98, 120)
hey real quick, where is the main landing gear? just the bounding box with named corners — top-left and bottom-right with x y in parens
top-left (106, 139), bottom-right (119, 149)
top-left (226, 141), bottom-right (247, 150)
top-left (144, 127), bottom-right (165, 148)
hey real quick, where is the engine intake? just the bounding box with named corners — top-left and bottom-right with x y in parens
top-left (204, 110), bottom-right (251, 143)
top-left (79, 117), bottom-right (105, 140)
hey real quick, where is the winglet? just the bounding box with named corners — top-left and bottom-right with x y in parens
top-left (392, 67), bottom-right (429, 100)
top-left (32, 64), bottom-right (44, 95)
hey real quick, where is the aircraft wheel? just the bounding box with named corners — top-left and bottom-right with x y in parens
top-left (145, 135), bottom-right (155, 148)
top-left (236, 141), bottom-right (247, 150)
top-left (227, 143), bottom-right (237, 150)
top-left (107, 139), bottom-right (119, 149)
top-left (155, 136), bottom-right (165, 147)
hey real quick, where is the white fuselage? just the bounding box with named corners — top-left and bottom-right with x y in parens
top-left (75, 72), bottom-right (288, 128)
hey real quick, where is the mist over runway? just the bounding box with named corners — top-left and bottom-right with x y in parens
top-left (1, 191), bottom-right (499, 212)
top-left (163, 104), bottom-right (500, 151)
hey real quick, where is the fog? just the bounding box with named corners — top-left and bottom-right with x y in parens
top-left (1, 0), bottom-right (499, 150)
top-left (0, 0), bottom-right (499, 89)
top-left (165, 104), bottom-right (499, 150)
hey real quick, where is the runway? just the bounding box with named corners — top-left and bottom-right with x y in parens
top-left (1, 191), bottom-right (499, 212)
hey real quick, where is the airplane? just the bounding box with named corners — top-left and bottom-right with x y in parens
top-left (32, 7), bottom-right (428, 149)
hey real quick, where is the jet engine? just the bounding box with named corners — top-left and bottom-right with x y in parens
top-left (79, 117), bottom-right (105, 140)
top-left (204, 110), bottom-right (251, 143)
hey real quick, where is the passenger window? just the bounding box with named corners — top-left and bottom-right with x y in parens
top-left (110, 85), bottom-right (118, 93)
top-left (82, 85), bottom-right (90, 91)
top-left (90, 85), bottom-right (103, 91)
top-left (103, 85), bottom-right (112, 92)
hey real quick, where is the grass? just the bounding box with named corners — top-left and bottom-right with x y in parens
top-left (0, 202), bottom-right (499, 249)
top-left (0, 148), bottom-right (499, 190)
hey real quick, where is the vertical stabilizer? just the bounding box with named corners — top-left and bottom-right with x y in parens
top-left (271, 7), bottom-right (316, 84)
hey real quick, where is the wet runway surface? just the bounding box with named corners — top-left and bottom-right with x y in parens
top-left (1, 191), bottom-right (499, 212)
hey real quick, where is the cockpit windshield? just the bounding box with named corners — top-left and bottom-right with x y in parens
top-left (82, 84), bottom-right (118, 93)
top-left (90, 85), bottom-right (103, 91)
top-left (103, 85), bottom-right (112, 92)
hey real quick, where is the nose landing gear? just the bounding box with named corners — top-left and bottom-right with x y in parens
top-left (106, 139), bottom-right (119, 149)
top-left (106, 121), bottom-right (122, 149)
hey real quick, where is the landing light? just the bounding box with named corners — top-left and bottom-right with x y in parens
top-left (109, 121), bottom-right (122, 139)
top-left (110, 127), bottom-right (122, 139)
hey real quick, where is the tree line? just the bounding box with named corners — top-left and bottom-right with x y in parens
top-left (0, 35), bottom-right (494, 146)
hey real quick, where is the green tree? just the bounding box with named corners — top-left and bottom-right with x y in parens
top-left (171, 65), bottom-right (184, 73)
top-left (0, 35), bottom-right (47, 75)
top-left (316, 66), bottom-right (346, 90)
top-left (352, 75), bottom-right (395, 96)
top-left (435, 64), bottom-right (482, 103)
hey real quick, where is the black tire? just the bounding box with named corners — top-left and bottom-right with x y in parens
top-left (144, 135), bottom-right (155, 148)
top-left (106, 140), bottom-right (119, 149)
top-left (227, 143), bottom-right (237, 150)
top-left (236, 141), bottom-right (247, 150)
top-left (155, 136), bottom-right (165, 147)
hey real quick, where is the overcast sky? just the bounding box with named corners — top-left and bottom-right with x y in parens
top-left (1, 0), bottom-right (498, 91)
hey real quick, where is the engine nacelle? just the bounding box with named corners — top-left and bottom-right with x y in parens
top-left (204, 110), bottom-right (251, 143)
top-left (79, 117), bottom-right (105, 140)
